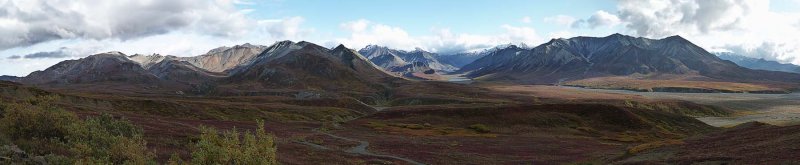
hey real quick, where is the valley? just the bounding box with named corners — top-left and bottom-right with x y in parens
top-left (562, 86), bottom-right (800, 127)
top-left (485, 83), bottom-right (800, 127)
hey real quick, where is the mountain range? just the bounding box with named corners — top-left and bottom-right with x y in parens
top-left (434, 47), bottom-right (502, 68)
top-left (16, 33), bottom-right (800, 94)
top-left (356, 45), bottom-right (458, 80)
top-left (458, 33), bottom-right (800, 84)
top-left (20, 41), bottom-right (399, 96)
top-left (715, 52), bottom-right (800, 74)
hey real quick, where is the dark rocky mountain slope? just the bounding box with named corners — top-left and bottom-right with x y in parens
top-left (23, 52), bottom-right (159, 85)
top-left (225, 41), bottom-right (398, 94)
top-left (460, 34), bottom-right (800, 84)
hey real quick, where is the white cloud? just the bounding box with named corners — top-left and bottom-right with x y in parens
top-left (335, 21), bottom-right (419, 51)
top-left (499, 25), bottom-right (540, 44)
top-left (615, 0), bottom-right (755, 37)
top-left (0, 0), bottom-right (252, 50)
top-left (258, 16), bottom-right (314, 41)
top-left (422, 26), bottom-right (542, 53)
top-left (571, 10), bottom-right (621, 29)
top-left (0, 57), bottom-right (65, 76)
top-left (578, 0), bottom-right (800, 65)
top-left (794, 20), bottom-right (800, 29)
top-left (544, 15), bottom-right (577, 27)
top-left (335, 19), bottom-right (543, 54)
top-left (546, 30), bottom-right (576, 39)
top-left (586, 10), bottom-right (622, 28)
top-left (340, 19), bottom-right (371, 32)
top-left (230, 0), bottom-right (256, 5)
top-left (521, 16), bottom-right (532, 23)
top-left (716, 42), bottom-right (800, 62)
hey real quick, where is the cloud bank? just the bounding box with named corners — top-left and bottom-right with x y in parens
top-left (0, 0), bottom-right (256, 50)
top-left (14, 48), bottom-right (70, 59)
top-left (334, 19), bottom-right (543, 54)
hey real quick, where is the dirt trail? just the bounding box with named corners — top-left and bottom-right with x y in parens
top-left (299, 105), bottom-right (425, 165)
top-left (313, 128), bottom-right (425, 165)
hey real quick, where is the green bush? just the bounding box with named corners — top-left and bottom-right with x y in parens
top-left (190, 120), bottom-right (278, 165)
top-left (0, 95), bottom-right (77, 141)
top-left (168, 153), bottom-right (186, 165)
top-left (67, 113), bottom-right (153, 164)
top-left (0, 96), bottom-right (154, 164)
top-left (0, 145), bottom-right (72, 165)
top-left (468, 124), bottom-right (491, 133)
top-left (1, 95), bottom-right (279, 164)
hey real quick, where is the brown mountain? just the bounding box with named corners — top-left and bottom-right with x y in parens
top-left (23, 52), bottom-right (159, 85)
top-left (224, 41), bottom-right (398, 94)
top-left (181, 43), bottom-right (267, 73)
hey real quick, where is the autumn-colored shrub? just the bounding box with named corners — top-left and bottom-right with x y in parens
top-left (190, 120), bottom-right (277, 165)
top-left (0, 96), bottom-right (154, 164)
top-left (468, 124), bottom-right (491, 133)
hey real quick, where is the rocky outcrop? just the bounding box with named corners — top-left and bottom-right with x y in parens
top-left (127, 54), bottom-right (173, 69)
top-left (181, 43), bottom-right (267, 73)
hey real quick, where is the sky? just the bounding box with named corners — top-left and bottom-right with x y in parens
top-left (1, 0), bottom-right (800, 76)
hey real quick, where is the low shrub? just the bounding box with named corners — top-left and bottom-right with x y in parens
top-left (0, 95), bottom-right (77, 141)
top-left (190, 120), bottom-right (278, 165)
top-left (0, 96), bottom-right (154, 164)
top-left (468, 124), bottom-right (491, 133)
top-left (67, 113), bottom-right (153, 164)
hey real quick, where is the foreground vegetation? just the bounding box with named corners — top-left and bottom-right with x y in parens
top-left (178, 121), bottom-right (277, 165)
top-left (0, 95), bottom-right (277, 164)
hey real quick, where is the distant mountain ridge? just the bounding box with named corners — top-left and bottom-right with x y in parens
top-left (358, 45), bottom-right (456, 74)
top-left (0, 75), bottom-right (20, 82)
top-left (18, 34), bottom-right (800, 94)
top-left (459, 33), bottom-right (800, 84)
top-left (433, 44), bottom-right (522, 68)
top-left (715, 52), bottom-right (800, 74)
